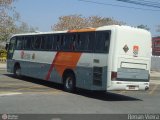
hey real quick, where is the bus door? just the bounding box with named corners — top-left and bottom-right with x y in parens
top-left (7, 37), bottom-right (16, 60)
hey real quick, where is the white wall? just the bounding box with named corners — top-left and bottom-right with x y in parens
top-left (151, 56), bottom-right (160, 71)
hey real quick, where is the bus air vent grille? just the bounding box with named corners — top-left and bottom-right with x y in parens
top-left (93, 67), bottom-right (102, 86)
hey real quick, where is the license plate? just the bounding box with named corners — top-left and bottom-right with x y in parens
top-left (127, 85), bottom-right (139, 90)
top-left (129, 86), bottom-right (135, 90)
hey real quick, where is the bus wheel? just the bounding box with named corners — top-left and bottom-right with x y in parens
top-left (63, 73), bottom-right (76, 92)
top-left (14, 64), bottom-right (21, 78)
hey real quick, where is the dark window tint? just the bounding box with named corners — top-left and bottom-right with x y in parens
top-left (8, 37), bottom-right (16, 59)
top-left (60, 35), bottom-right (66, 50)
top-left (95, 31), bottom-right (111, 53)
top-left (86, 32), bottom-right (94, 51)
top-left (41, 35), bottom-right (55, 50)
top-left (76, 32), bottom-right (94, 52)
top-left (16, 37), bottom-right (23, 50)
top-left (46, 35), bottom-right (54, 50)
top-left (54, 35), bottom-right (61, 50)
top-left (9, 37), bottom-right (16, 52)
top-left (24, 36), bottom-right (33, 50)
top-left (63, 34), bottom-right (74, 51)
top-left (75, 34), bottom-right (82, 51)
top-left (11, 31), bottom-right (110, 53)
top-left (40, 36), bottom-right (46, 50)
top-left (33, 36), bottom-right (42, 50)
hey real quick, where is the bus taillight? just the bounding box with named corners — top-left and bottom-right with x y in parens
top-left (111, 72), bottom-right (117, 80)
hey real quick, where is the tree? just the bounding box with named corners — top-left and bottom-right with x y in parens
top-left (0, 0), bottom-right (38, 43)
top-left (0, 0), bottom-right (18, 42)
top-left (52, 15), bottom-right (88, 31)
top-left (52, 14), bottom-right (124, 31)
top-left (0, 0), bottom-right (15, 8)
top-left (87, 16), bottom-right (124, 28)
top-left (16, 22), bottom-right (38, 34)
top-left (137, 24), bottom-right (150, 31)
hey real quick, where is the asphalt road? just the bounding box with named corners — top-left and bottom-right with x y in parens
top-left (0, 70), bottom-right (160, 115)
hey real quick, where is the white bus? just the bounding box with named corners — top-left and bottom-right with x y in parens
top-left (6, 25), bottom-right (151, 92)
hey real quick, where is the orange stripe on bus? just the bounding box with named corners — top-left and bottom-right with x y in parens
top-left (45, 52), bottom-right (60, 80)
top-left (46, 52), bottom-right (82, 80)
top-left (68, 28), bottom-right (96, 33)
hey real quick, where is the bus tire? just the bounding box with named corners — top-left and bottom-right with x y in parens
top-left (63, 72), bottom-right (76, 92)
top-left (14, 64), bottom-right (21, 78)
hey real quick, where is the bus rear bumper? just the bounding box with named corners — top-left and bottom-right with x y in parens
top-left (107, 81), bottom-right (149, 91)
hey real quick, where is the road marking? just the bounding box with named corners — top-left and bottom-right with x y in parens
top-left (149, 84), bottom-right (158, 95)
top-left (0, 92), bottom-right (22, 96)
top-left (13, 86), bottom-right (47, 92)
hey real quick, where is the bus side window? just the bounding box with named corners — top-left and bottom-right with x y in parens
top-left (76, 33), bottom-right (86, 51)
top-left (78, 32), bottom-right (94, 52)
top-left (72, 39), bottom-right (76, 51)
top-left (24, 36), bottom-right (32, 50)
top-left (16, 37), bottom-right (23, 50)
top-left (51, 35), bottom-right (56, 51)
top-left (75, 34), bottom-right (82, 51)
top-left (33, 36), bottom-right (42, 50)
top-left (41, 36), bottom-right (46, 50)
top-left (46, 35), bottom-right (54, 50)
top-left (9, 37), bottom-right (16, 52)
top-left (104, 33), bottom-right (110, 50)
top-left (55, 35), bottom-right (60, 50)
top-left (60, 35), bottom-right (66, 51)
top-left (87, 32), bottom-right (94, 52)
top-left (95, 31), bottom-right (110, 53)
top-left (66, 33), bottom-right (76, 51)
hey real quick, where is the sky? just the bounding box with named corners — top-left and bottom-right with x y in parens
top-left (14, 0), bottom-right (160, 36)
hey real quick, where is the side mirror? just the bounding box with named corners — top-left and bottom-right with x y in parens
top-left (5, 44), bottom-right (9, 50)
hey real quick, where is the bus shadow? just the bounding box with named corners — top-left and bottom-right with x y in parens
top-left (4, 74), bottom-right (142, 102)
top-left (4, 74), bottom-right (63, 90)
top-left (74, 90), bottom-right (142, 101)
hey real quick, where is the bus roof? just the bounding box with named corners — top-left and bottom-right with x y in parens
top-left (11, 25), bottom-right (150, 37)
